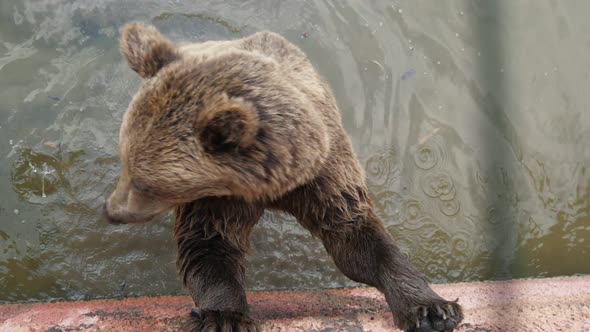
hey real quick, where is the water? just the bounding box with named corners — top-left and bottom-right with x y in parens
top-left (1, 0), bottom-right (589, 303)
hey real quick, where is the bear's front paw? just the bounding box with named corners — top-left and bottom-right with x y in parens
top-left (402, 300), bottom-right (463, 332)
top-left (184, 308), bottom-right (260, 332)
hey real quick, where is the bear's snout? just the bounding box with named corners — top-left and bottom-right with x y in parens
top-left (102, 202), bottom-right (123, 225)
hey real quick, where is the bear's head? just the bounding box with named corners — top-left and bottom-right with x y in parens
top-left (103, 23), bottom-right (330, 224)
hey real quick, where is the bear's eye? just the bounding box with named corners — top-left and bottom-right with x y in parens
top-left (131, 179), bottom-right (153, 194)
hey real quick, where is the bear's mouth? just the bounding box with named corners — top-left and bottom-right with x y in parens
top-left (102, 203), bottom-right (124, 225)
top-left (102, 201), bottom-right (163, 225)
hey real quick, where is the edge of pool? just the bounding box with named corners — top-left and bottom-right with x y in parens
top-left (1, 275), bottom-right (589, 331)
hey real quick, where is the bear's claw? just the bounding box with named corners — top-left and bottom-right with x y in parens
top-left (184, 308), bottom-right (260, 332)
top-left (404, 300), bottom-right (463, 332)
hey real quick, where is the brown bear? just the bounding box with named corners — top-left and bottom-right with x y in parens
top-left (103, 22), bottom-right (464, 332)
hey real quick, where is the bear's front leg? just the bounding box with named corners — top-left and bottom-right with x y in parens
top-left (174, 198), bottom-right (263, 332)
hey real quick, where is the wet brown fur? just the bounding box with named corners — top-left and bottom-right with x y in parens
top-left (106, 22), bottom-right (464, 332)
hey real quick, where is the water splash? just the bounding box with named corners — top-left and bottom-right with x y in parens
top-left (40, 163), bottom-right (55, 198)
top-left (13, 150), bottom-right (60, 200)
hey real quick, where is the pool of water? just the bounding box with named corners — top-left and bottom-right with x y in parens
top-left (1, 0), bottom-right (589, 303)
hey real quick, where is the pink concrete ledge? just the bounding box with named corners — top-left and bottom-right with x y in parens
top-left (1, 276), bottom-right (589, 331)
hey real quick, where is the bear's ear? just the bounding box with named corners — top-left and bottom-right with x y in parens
top-left (120, 22), bottom-right (178, 78)
top-left (196, 95), bottom-right (259, 152)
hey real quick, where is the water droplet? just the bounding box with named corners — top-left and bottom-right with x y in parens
top-left (459, 11), bottom-right (464, 16)
top-left (414, 144), bottom-right (438, 170)
top-left (455, 33), bottom-right (459, 37)
top-left (421, 172), bottom-right (454, 198)
top-left (9, 139), bottom-right (13, 145)
top-left (437, 61), bottom-right (441, 65)
top-left (440, 199), bottom-right (460, 216)
top-left (398, 8), bottom-right (403, 14)
top-left (14, 209), bottom-right (19, 215)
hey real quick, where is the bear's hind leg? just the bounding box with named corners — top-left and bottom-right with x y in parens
top-left (174, 197), bottom-right (263, 332)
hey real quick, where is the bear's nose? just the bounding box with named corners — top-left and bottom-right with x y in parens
top-left (102, 203), bottom-right (123, 225)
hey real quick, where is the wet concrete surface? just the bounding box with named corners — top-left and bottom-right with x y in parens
top-left (1, 276), bottom-right (589, 331)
